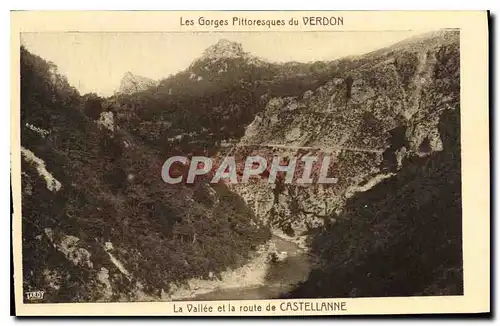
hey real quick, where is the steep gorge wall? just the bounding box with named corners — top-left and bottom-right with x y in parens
top-left (226, 31), bottom-right (460, 237)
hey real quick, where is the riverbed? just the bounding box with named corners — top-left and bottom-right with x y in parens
top-left (174, 235), bottom-right (313, 301)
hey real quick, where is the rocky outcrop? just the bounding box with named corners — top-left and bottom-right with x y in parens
top-left (21, 146), bottom-right (62, 192)
top-left (200, 39), bottom-right (247, 61)
top-left (97, 111), bottom-right (115, 132)
top-left (117, 72), bottom-right (158, 94)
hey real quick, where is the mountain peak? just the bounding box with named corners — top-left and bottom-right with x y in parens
top-left (117, 72), bottom-right (157, 95)
top-left (123, 71), bottom-right (135, 78)
top-left (201, 39), bottom-right (246, 60)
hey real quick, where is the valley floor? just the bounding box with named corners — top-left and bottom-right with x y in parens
top-left (166, 234), bottom-right (313, 301)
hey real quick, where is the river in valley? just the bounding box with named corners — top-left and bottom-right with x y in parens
top-left (179, 235), bottom-right (313, 301)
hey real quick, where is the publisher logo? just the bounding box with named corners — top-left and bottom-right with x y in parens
top-left (25, 290), bottom-right (45, 301)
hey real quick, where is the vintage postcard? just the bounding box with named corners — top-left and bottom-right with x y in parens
top-left (11, 11), bottom-right (489, 316)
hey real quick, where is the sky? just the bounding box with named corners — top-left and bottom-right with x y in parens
top-left (20, 30), bottom-right (432, 97)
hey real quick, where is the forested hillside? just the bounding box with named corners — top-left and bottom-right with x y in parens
top-left (20, 46), bottom-right (269, 302)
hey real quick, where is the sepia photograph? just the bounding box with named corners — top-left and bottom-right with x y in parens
top-left (10, 11), bottom-right (489, 316)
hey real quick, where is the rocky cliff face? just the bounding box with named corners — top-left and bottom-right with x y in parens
top-left (225, 30), bottom-right (459, 237)
top-left (284, 106), bottom-right (462, 298)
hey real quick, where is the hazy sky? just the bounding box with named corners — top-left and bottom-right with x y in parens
top-left (21, 31), bottom-right (430, 97)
